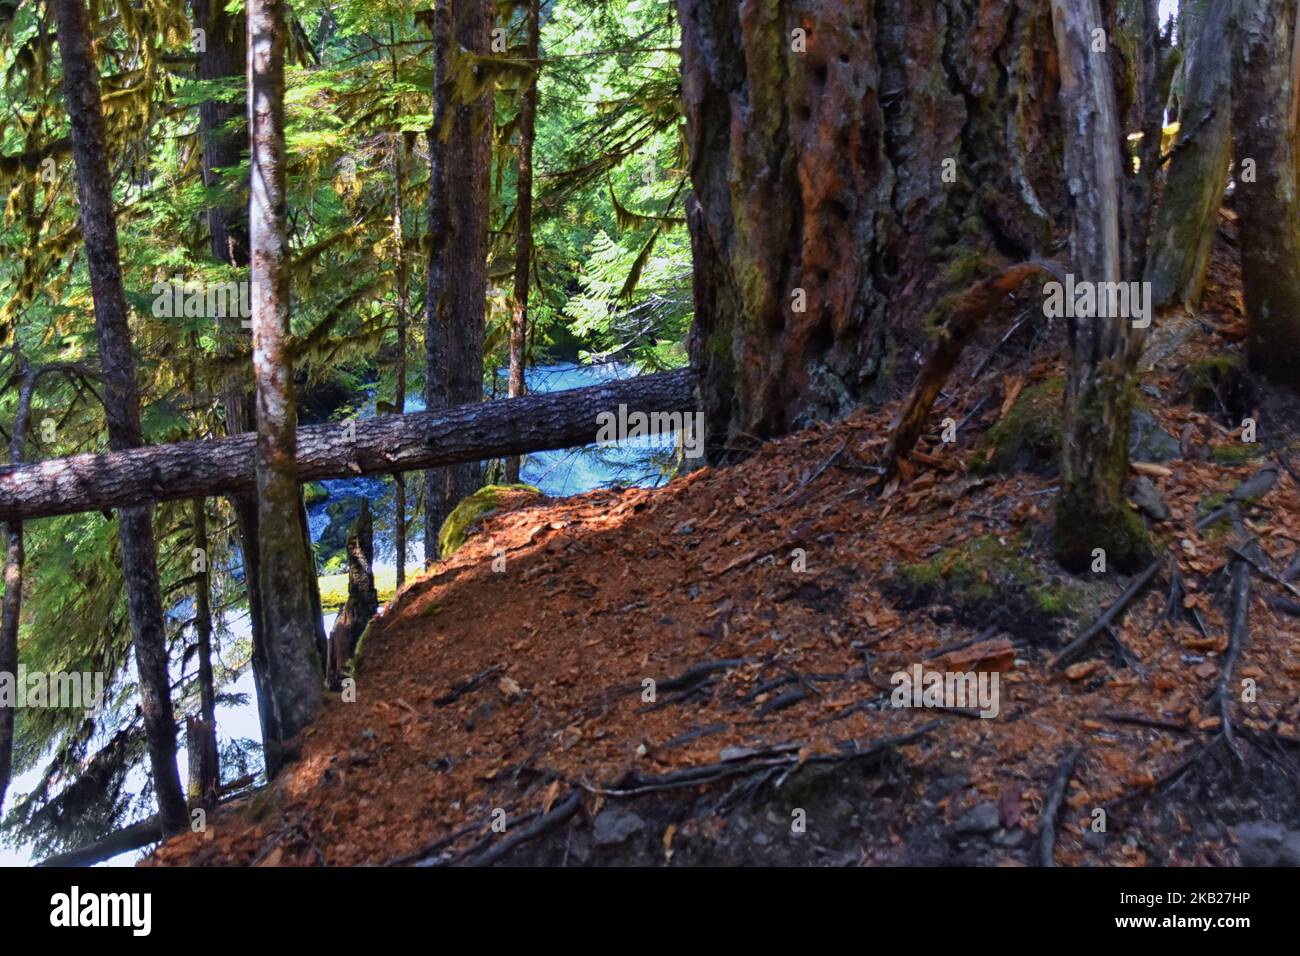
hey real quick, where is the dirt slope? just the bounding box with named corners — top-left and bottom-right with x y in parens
top-left (150, 248), bottom-right (1300, 868)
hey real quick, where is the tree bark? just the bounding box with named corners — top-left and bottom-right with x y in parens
top-left (53, 0), bottom-right (189, 835)
top-left (0, 370), bottom-right (696, 521)
top-left (194, 0), bottom-right (248, 267)
top-left (0, 368), bottom-right (36, 813)
top-left (186, 497), bottom-right (219, 807)
top-left (422, 0), bottom-right (452, 567)
top-left (247, 0), bottom-right (323, 747)
top-left (1231, 0), bottom-right (1300, 391)
top-left (193, 0), bottom-right (285, 770)
top-left (676, 0), bottom-right (1067, 460)
top-left (1146, 0), bottom-right (1231, 313)
top-left (424, 0), bottom-right (494, 565)
top-left (506, 0), bottom-right (540, 485)
top-left (391, 130), bottom-right (409, 589)
top-left (1049, 0), bottom-right (1151, 572)
top-left (326, 501), bottom-right (378, 689)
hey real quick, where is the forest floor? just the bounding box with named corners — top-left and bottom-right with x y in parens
top-left (149, 232), bottom-right (1300, 867)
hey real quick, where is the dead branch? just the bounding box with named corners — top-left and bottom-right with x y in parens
top-left (1036, 746), bottom-right (1082, 868)
top-left (881, 261), bottom-right (1063, 481)
top-left (1051, 557), bottom-right (1163, 670)
top-left (1215, 539), bottom-right (1252, 762)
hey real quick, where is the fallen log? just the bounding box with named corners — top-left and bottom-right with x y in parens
top-left (37, 772), bottom-right (259, 867)
top-left (0, 370), bottom-right (697, 522)
top-left (36, 815), bottom-right (165, 868)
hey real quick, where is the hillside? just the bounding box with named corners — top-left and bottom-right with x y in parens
top-left (148, 246), bottom-right (1300, 868)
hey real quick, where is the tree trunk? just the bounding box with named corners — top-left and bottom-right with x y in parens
top-left (676, 0), bottom-right (1067, 460)
top-left (53, 0), bottom-right (189, 835)
top-left (1231, 0), bottom-right (1300, 391)
top-left (1049, 0), bottom-right (1151, 572)
top-left (0, 518), bottom-right (19, 813)
top-left (247, 0), bottom-right (323, 747)
top-left (424, 0), bottom-right (494, 564)
top-left (229, 499), bottom-right (281, 757)
top-left (193, 0), bottom-right (285, 770)
top-left (506, 0), bottom-right (540, 485)
top-left (186, 497), bottom-right (219, 807)
top-left (391, 131), bottom-right (409, 589)
top-left (0, 369), bottom-right (36, 813)
top-left (422, 0), bottom-right (451, 567)
top-left (326, 501), bottom-right (378, 689)
top-left (1146, 0), bottom-right (1231, 313)
top-left (194, 0), bottom-right (247, 266)
top-left (0, 370), bottom-right (695, 521)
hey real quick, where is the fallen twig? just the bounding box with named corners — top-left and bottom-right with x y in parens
top-left (1216, 535), bottom-right (1251, 762)
top-left (1037, 747), bottom-right (1082, 868)
top-left (433, 664), bottom-right (504, 707)
top-left (1051, 558), bottom-right (1163, 670)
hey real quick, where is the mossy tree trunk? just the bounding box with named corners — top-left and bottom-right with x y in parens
top-left (248, 0), bottom-right (323, 754)
top-left (676, 0), bottom-right (1067, 459)
top-left (1049, 0), bottom-right (1151, 572)
top-left (1231, 0), bottom-right (1300, 391)
top-left (54, 0), bottom-right (190, 835)
top-left (1145, 0), bottom-right (1231, 313)
top-left (424, 0), bottom-right (494, 564)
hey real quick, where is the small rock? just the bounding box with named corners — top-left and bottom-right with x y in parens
top-left (592, 808), bottom-right (646, 847)
top-left (1235, 821), bottom-right (1300, 866)
top-left (1129, 409), bottom-right (1181, 462)
top-left (992, 828), bottom-right (1027, 848)
top-left (1129, 476), bottom-right (1170, 521)
top-left (1065, 660), bottom-right (1103, 682)
top-left (954, 802), bottom-right (1001, 835)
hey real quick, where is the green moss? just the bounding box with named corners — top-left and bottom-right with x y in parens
top-left (318, 567), bottom-right (398, 611)
top-left (889, 532), bottom-right (1078, 640)
top-left (941, 249), bottom-right (994, 289)
top-left (1053, 490), bottom-right (1152, 574)
top-left (1184, 353), bottom-right (1245, 413)
top-left (1208, 443), bottom-right (1265, 464)
top-left (923, 294), bottom-right (959, 343)
top-left (303, 481), bottom-right (329, 507)
top-left (1051, 369), bottom-right (1153, 572)
top-left (348, 620), bottom-right (375, 676)
top-left (437, 483), bottom-right (540, 560)
top-left (973, 376), bottom-right (1065, 475)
